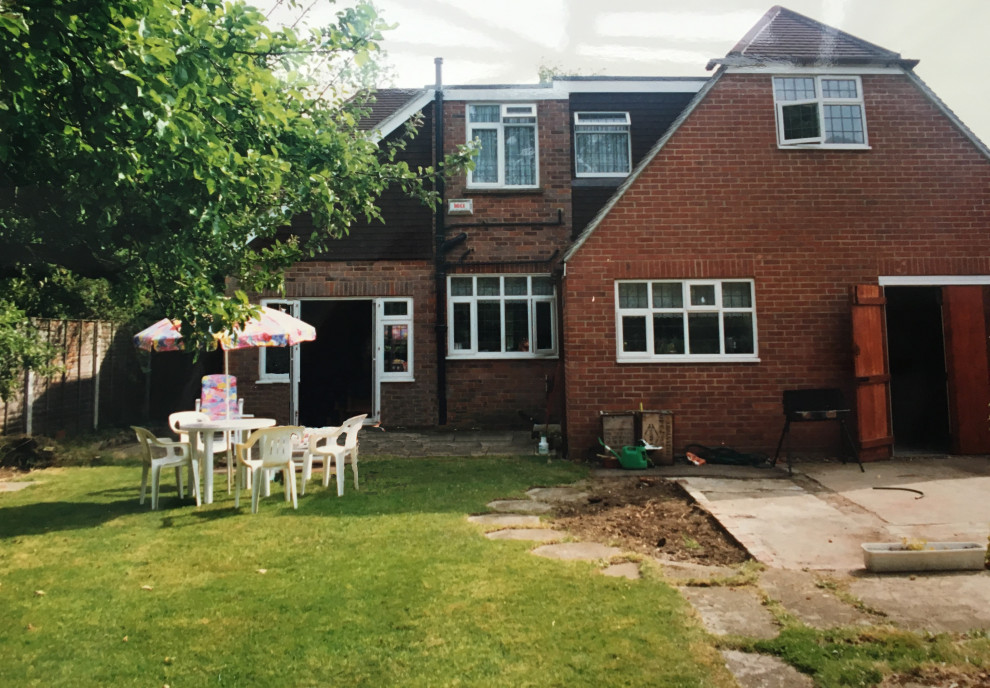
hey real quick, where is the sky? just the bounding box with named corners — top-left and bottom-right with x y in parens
top-left (260, 0), bottom-right (990, 145)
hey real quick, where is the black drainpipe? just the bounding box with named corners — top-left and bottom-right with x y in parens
top-left (433, 57), bottom-right (448, 425)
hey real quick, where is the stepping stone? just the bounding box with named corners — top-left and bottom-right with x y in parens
top-left (486, 528), bottom-right (561, 542)
top-left (487, 499), bottom-right (553, 514)
top-left (759, 569), bottom-right (870, 629)
top-left (468, 514), bottom-right (542, 527)
top-left (679, 586), bottom-right (779, 639)
top-left (525, 487), bottom-right (589, 503)
top-left (0, 481), bottom-right (35, 492)
top-left (601, 562), bottom-right (641, 579)
top-left (720, 650), bottom-right (814, 688)
top-left (653, 557), bottom-right (737, 581)
top-left (531, 542), bottom-right (624, 561)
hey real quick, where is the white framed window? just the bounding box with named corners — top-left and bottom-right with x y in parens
top-left (574, 112), bottom-right (631, 177)
top-left (467, 104), bottom-right (538, 188)
top-left (616, 280), bottom-right (758, 362)
top-left (258, 299), bottom-right (299, 383)
top-left (448, 275), bottom-right (556, 358)
top-left (377, 298), bottom-right (413, 382)
top-left (773, 76), bottom-right (868, 147)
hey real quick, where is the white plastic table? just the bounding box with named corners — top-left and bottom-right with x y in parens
top-left (176, 417), bottom-right (277, 504)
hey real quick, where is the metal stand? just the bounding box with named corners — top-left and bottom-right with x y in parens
top-left (772, 388), bottom-right (864, 474)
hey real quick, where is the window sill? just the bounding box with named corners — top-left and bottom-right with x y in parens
top-left (617, 355), bottom-right (761, 364)
top-left (777, 143), bottom-right (871, 151)
top-left (575, 172), bottom-right (630, 179)
top-left (381, 375), bottom-right (415, 383)
top-left (256, 378), bottom-right (289, 384)
top-left (464, 187), bottom-right (544, 195)
top-left (447, 353), bottom-right (559, 361)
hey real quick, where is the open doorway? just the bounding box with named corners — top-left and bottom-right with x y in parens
top-left (298, 300), bottom-right (374, 427)
top-left (884, 286), bottom-right (950, 454)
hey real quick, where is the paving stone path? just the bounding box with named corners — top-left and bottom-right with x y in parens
top-left (468, 484), bottom-right (875, 688)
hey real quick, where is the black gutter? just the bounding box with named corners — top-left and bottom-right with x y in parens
top-left (433, 57), bottom-right (448, 425)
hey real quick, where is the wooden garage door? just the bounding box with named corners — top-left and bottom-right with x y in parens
top-left (942, 285), bottom-right (990, 454)
top-left (851, 285), bottom-right (893, 460)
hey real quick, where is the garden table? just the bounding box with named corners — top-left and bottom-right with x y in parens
top-left (176, 417), bottom-right (277, 504)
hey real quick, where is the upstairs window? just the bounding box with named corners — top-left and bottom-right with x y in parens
top-left (574, 112), bottom-right (631, 177)
top-left (467, 104), bottom-right (538, 188)
top-left (773, 76), bottom-right (867, 147)
top-left (616, 280), bottom-right (758, 362)
top-left (448, 275), bottom-right (556, 358)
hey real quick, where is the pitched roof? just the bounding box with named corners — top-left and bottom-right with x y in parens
top-left (354, 89), bottom-right (425, 130)
top-left (351, 88), bottom-right (434, 140)
top-left (708, 5), bottom-right (918, 70)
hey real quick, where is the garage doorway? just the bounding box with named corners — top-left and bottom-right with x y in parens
top-left (298, 300), bottom-right (374, 428)
top-left (884, 286), bottom-right (950, 454)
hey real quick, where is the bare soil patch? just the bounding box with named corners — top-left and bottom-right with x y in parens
top-left (552, 477), bottom-right (750, 566)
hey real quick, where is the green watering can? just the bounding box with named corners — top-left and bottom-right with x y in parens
top-left (599, 438), bottom-right (655, 470)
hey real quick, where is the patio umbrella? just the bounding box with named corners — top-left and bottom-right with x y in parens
top-left (133, 306), bottom-right (316, 404)
top-left (134, 306), bottom-right (316, 357)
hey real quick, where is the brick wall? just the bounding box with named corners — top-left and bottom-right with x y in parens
top-left (562, 72), bottom-right (990, 459)
top-left (442, 99), bottom-right (573, 260)
top-left (434, 97), bottom-right (574, 427)
top-left (230, 260), bottom-right (437, 427)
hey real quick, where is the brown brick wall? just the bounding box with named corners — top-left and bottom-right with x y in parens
top-left (230, 260), bottom-right (438, 427)
top-left (434, 98), bottom-right (573, 427)
top-left (442, 99), bottom-right (573, 261)
top-left (562, 72), bottom-right (990, 459)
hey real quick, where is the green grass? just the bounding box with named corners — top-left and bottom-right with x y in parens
top-left (0, 455), bottom-right (735, 687)
top-left (741, 625), bottom-right (990, 688)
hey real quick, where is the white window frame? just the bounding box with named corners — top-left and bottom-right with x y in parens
top-left (574, 111), bottom-right (632, 178)
top-left (447, 274), bottom-right (557, 359)
top-left (377, 298), bottom-right (414, 382)
top-left (466, 103), bottom-right (539, 189)
top-left (772, 75), bottom-right (869, 149)
top-left (615, 279), bottom-right (759, 363)
top-left (258, 299), bottom-right (299, 383)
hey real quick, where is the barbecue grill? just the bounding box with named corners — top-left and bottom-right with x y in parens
top-left (772, 388), bottom-right (863, 473)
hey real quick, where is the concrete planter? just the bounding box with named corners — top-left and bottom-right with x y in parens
top-left (862, 542), bottom-right (986, 573)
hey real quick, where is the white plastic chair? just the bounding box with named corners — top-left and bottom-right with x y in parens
top-left (309, 414), bottom-right (367, 496)
top-left (234, 426), bottom-right (305, 513)
top-left (168, 410), bottom-right (236, 493)
top-left (295, 426), bottom-right (344, 496)
top-left (132, 426), bottom-right (201, 510)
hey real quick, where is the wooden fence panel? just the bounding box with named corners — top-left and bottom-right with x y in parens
top-left (1, 319), bottom-right (144, 438)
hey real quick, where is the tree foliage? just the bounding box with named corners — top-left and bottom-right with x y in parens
top-left (0, 0), bottom-right (468, 381)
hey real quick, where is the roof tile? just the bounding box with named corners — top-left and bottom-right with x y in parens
top-left (728, 5), bottom-right (912, 66)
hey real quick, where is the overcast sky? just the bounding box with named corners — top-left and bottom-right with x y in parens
top-left (262, 0), bottom-right (990, 145)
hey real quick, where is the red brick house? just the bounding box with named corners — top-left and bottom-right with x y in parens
top-left (562, 6), bottom-right (990, 461)
top-left (235, 5), bottom-right (990, 462)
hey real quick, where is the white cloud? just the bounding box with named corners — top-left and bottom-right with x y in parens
top-left (577, 43), bottom-right (713, 67)
top-left (597, 10), bottom-right (765, 42)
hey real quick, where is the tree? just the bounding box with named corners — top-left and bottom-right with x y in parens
top-left (0, 0), bottom-right (469, 392)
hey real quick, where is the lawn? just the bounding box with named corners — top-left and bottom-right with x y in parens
top-left (0, 452), bottom-right (735, 687)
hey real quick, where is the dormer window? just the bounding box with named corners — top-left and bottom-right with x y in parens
top-left (574, 112), bottom-right (631, 177)
top-left (467, 104), bottom-right (538, 188)
top-left (773, 76), bottom-right (868, 148)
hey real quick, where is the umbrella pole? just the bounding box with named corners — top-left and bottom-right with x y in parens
top-left (224, 350), bottom-right (231, 420)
